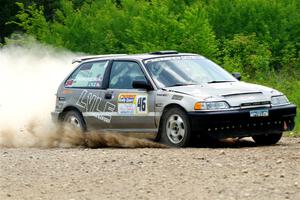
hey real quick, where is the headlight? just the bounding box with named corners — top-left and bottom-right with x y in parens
top-left (194, 101), bottom-right (230, 110)
top-left (271, 95), bottom-right (289, 106)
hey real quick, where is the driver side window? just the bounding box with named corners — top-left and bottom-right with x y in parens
top-left (109, 61), bottom-right (147, 89)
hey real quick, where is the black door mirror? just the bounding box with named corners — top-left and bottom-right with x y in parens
top-left (132, 80), bottom-right (152, 90)
top-left (232, 72), bottom-right (241, 81)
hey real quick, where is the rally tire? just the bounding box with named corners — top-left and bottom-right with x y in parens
top-left (63, 110), bottom-right (86, 132)
top-left (252, 132), bottom-right (282, 145)
top-left (159, 107), bottom-right (191, 147)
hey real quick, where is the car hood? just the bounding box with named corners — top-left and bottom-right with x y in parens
top-left (166, 82), bottom-right (280, 107)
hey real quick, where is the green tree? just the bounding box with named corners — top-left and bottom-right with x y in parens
top-left (222, 34), bottom-right (272, 77)
top-left (206, 0), bottom-right (300, 70)
top-left (14, 0), bottom-right (218, 57)
top-left (0, 0), bottom-right (61, 43)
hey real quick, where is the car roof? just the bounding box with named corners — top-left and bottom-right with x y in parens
top-left (72, 51), bottom-right (200, 64)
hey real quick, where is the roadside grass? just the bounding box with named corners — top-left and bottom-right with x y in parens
top-left (295, 113), bottom-right (300, 136)
top-left (284, 130), bottom-right (300, 137)
top-left (248, 70), bottom-right (300, 137)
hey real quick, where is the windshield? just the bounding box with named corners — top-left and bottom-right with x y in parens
top-left (144, 56), bottom-right (237, 88)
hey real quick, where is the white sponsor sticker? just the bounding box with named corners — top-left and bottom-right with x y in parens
top-left (118, 103), bottom-right (136, 115)
top-left (144, 56), bottom-right (203, 64)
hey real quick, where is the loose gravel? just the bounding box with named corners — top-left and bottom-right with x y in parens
top-left (1, 137), bottom-right (300, 200)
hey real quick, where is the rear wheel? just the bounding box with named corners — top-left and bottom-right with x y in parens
top-left (252, 132), bottom-right (282, 145)
top-left (63, 110), bottom-right (86, 132)
top-left (160, 107), bottom-right (191, 147)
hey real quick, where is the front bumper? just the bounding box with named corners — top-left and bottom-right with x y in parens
top-left (188, 104), bottom-right (297, 138)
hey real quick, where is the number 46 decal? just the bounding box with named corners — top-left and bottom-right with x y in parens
top-left (136, 96), bottom-right (148, 114)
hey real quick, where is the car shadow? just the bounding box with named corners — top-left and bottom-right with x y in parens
top-left (189, 137), bottom-right (260, 148)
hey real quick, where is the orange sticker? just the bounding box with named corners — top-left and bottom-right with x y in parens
top-left (63, 89), bottom-right (73, 94)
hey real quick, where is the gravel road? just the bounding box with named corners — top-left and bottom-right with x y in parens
top-left (1, 137), bottom-right (300, 200)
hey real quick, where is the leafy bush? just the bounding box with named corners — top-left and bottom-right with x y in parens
top-left (248, 71), bottom-right (300, 134)
top-left (14, 0), bottom-right (218, 58)
top-left (206, 0), bottom-right (300, 70)
top-left (221, 34), bottom-right (272, 77)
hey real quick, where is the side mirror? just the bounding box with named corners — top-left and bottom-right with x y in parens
top-left (232, 72), bottom-right (241, 81)
top-left (132, 80), bottom-right (153, 90)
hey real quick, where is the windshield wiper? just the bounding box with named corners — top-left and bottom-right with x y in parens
top-left (168, 83), bottom-right (197, 87)
top-left (207, 80), bottom-right (235, 84)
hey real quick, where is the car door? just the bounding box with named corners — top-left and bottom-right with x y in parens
top-left (104, 60), bottom-right (156, 131)
top-left (64, 60), bottom-right (114, 129)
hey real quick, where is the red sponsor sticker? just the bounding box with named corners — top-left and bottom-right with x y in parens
top-left (65, 79), bottom-right (73, 86)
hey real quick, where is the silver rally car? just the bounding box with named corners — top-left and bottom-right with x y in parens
top-left (51, 51), bottom-right (297, 147)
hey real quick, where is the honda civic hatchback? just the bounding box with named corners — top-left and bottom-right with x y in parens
top-left (51, 51), bottom-right (297, 147)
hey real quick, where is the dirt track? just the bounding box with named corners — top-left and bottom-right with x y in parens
top-left (1, 137), bottom-right (300, 200)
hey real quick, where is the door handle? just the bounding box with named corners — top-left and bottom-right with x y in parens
top-left (104, 92), bottom-right (112, 99)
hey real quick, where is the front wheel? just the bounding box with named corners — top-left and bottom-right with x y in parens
top-left (252, 132), bottom-right (282, 145)
top-left (159, 107), bottom-right (191, 147)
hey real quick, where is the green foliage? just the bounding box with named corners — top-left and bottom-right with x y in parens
top-left (3, 0), bottom-right (300, 134)
top-left (248, 71), bottom-right (300, 134)
top-left (0, 0), bottom-right (60, 43)
top-left (206, 0), bottom-right (300, 70)
top-left (13, 3), bottom-right (50, 42)
top-left (12, 0), bottom-right (218, 57)
top-left (222, 34), bottom-right (272, 77)
top-left (0, 0), bottom-right (29, 43)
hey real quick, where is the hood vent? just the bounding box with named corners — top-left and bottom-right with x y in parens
top-left (222, 92), bottom-right (263, 97)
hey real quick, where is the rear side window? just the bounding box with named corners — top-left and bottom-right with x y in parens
top-left (65, 61), bottom-right (108, 88)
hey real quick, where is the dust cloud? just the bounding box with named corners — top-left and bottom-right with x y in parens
top-left (0, 35), bottom-right (165, 148)
top-left (0, 122), bottom-right (165, 148)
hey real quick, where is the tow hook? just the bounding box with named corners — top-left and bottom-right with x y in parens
top-left (283, 121), bottom-right (288, 130)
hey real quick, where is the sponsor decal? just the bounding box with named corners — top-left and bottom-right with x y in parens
top-left (172, 95), bottom-right (183, 100)
top-left (118, 93), bottom-right (148, 115)
top-left (118, 94), bottom-right (135, 103)
top-left (65, 80), bottom-right (73, 87)
top-left (76, 90), bottom-right (116, 123)
top-left (144, 56), bottom-right (203, 64)
top-left (157, 93), bottom-right (168, 97)
top-left (63, 89), bottom-right (73, 94)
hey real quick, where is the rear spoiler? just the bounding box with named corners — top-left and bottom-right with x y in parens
top-left (72, 54), bottom-right (127, 64)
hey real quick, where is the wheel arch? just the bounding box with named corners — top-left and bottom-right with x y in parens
top-left (58, 106), bottom-right (84, 121)
top-left (156, 103), bottom-right (188, 141)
